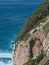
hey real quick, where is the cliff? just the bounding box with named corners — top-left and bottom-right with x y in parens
top-left (12, 0), bottom-right (49, 65)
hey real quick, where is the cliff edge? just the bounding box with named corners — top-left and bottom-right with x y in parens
top-left (12, 0), bottom-right (49, 65)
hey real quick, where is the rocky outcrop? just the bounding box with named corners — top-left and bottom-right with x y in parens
top-left (12, 29), bottom-right (44, 65)
top-left (12, 40), bottom-right (30, 65)
top-left (12, 38), bottom-right (43, 65)
top-left (43, 33), bottom-right (49, 56)
top-left (12, 17), bottom-right (49, 65)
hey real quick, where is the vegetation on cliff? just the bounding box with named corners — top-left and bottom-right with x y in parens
top-left (23, 50), bottom-right (46, 65)
top-left (43, 22), bottom-right (49, 34)
top-left (15, 0), bottom-right (49, 42)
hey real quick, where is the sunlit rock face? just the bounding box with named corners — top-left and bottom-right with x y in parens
top-left (12, 29), bottom-right (44, 65)
top-left (29, 37), bottom-right (42, 58)
top-left (12, 17), bottom-right (49, 65)
top-left (12, 38), bottom-right (42, 65)
top-left (12, 40), bottom-right (30, 65)
top-left (43, 33), bottom-right (49, 56)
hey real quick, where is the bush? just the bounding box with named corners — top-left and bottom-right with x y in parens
top-left (23, 50), bottom-right (46, 65)
top-left (43, 22), bottom-right (49, 34)
top-left (22, 33), bottom-right (30, 40)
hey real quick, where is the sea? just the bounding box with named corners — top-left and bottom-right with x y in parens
top-left (0, 0), bottom-right (44, 65)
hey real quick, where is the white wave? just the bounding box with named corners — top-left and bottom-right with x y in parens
top-left (0, 53), bottom-right (12, 58)
top-left (11, 40), bottom-right (14, 43)
top-left (9, 40), bottom-right (14, 49)
top-left (0, 60), bottom-right (12, 65)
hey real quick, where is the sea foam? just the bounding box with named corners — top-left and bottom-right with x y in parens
top-left (0, 52), bottom-right (12, 65)
top-left (0, 60), bottom-right (12, 65)
top-left (0, 52), bottom-right (12, 58)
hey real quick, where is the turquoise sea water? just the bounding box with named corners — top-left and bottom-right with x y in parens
top-left (0, 0), bottom-right (44, 65)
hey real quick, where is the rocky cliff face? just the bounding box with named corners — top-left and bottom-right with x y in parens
top-left (12, 37), bottom-right (42, 65)
top-left (12, 1), bottom-right (49, 64)
top-left (12, 40), bottom-right (30, 65)
top-left (12, 16), bottom-right (49, 65)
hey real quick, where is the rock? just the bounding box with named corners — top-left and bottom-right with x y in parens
top-left (13, 41), bottom-right (30, 65)
top-left (43, 33), bottom-right (49, 56)
top-left (12, 17), bottom-right (49, 65)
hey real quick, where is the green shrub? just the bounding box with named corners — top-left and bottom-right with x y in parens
top-left (39, 18), bottom-right (47, 23)
top-left (23, 50), bottom-right (46, 65)
top-left (22, 33), bottom-right (30, 40)
top-left (34, 17), bottom-right (47, 28)
top-left (43, 22), bottom-right (49, 34)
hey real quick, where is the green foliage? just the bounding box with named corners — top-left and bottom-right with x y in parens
top-left (16, 0), bottom-right (49, 41)
top-left (39, 18), bottom-right (47, 23)
top-left (23, 50), bottom-right (46, 65)
top-left (43, 22), bottom-right (49, 34)
top-left (22, 33), bottom-right (30, 40)
top-left (34, 17), bottom-right (47, 28)
top-left (47, 13), bottom-right (49, 16)
top-left (35, 50), bottom-right (46, 64)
